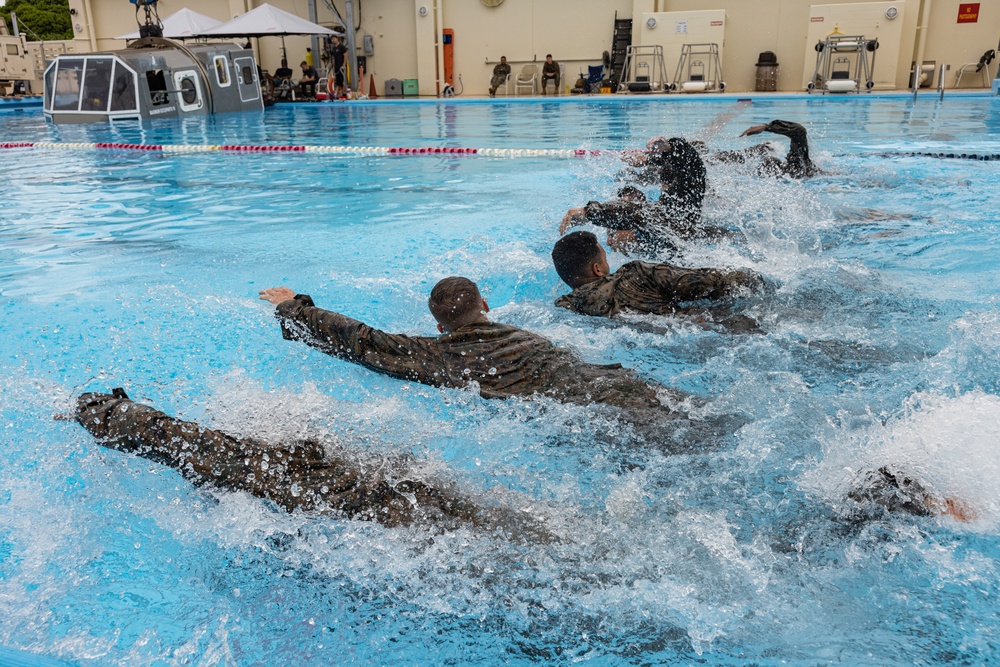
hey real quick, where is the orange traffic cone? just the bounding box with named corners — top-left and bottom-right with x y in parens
top-left (369, 74), bottom-right (378, 99)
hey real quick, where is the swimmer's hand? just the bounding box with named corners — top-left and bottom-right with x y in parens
top-left (937, 497), bottom-right (978, 523)
top-left (606, 229), bottom-right (637, 253)
top-left (259, 287), bottom-right (296, 305)
top-left (560, 208), bottom-right (586, 234)
top-left (741, 125), bottom-right (768, 137)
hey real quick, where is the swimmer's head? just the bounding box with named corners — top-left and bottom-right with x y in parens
top-left (429, 277), bottom-right (490, 333)
top-left (847, 466), bottom-right (977, 522)
top-left (616, 186), bottom-right (646, 203)
top-left (552, 231), bottom-right (610, 289)
top-left (689, 140), bottom-right (709, 154)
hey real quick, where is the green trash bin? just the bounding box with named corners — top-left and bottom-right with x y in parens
top-left (403, 79), bottom-right (419, 96)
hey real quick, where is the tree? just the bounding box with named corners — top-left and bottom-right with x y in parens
top-left (2, 0), bottom-right (73, 41)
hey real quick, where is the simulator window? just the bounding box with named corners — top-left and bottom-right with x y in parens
top-left (146, 69), bottom-right (169, 105)
top-left (53, 59), bottom-right (84, 111)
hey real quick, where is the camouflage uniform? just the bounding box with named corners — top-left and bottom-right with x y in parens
top-left (74, 390), bottom-right (486, 528)
top-left (585, 139), bottom-right (708, 254)
top-left (489, 62), bottom-right (512, 96)
top-left (276, 295), bottom-right (679, 415)
top-left (540, 60), bottom-right (560, 94)
top-left (712, 120), bottom-right (815, 178)
top-left (554, 260), bottom-right (764, 319)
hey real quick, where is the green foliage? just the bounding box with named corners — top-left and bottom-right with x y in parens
top-left (2, 0), bottom-right (73, 41)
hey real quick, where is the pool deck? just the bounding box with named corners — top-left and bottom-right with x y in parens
top-left (296, 86), bottom-right (999, 106)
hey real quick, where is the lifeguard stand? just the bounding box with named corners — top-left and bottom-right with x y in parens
top-left (808, 34), bottom-right (878, 93)
top-left (670, 43), bottom-right (725, 93)
top-left (617, 45), bottom-right (668, 93)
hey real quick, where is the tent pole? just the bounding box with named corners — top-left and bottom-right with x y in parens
top-left (345, 0), bottom-right (359, 92)
top-left (308, 0), bottom-right (319, 74)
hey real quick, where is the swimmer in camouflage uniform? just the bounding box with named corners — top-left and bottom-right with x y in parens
top-left (552, 231), bottom-right (765, 331)
top-left (73, 388), bottom-right (523, 532)
top-left (259, 277), bottom-right (684, 417)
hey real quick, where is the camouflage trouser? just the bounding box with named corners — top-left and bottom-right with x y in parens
top-left (74, 391), bottom-right (483, 528)
top-left (540, 74), bottom-right (559, 94)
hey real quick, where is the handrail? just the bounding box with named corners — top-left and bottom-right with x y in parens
top-left (937, 63), bottom-right (950, 100)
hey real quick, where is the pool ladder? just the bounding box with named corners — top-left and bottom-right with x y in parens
top-left (912, 63), bottom-right (950, 101)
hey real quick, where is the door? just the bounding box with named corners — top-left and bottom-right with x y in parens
top-left (234, 56), bottom-right (261, 103)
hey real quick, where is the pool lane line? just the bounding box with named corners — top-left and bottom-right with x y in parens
top-left (860, 150), bottom-right (1000, 161)
top-left (0, 141), bottom-right (604, 158)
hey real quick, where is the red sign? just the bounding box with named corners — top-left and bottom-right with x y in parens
top-left (811, 16), bottom-right (824, 22)
top-left (710, 20), bottom-right (723, 26)
top-left (958, 3), bottom-right (980, 23)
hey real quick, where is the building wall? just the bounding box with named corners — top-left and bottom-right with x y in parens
top-left (65, 0), bottom-right (1000, 96)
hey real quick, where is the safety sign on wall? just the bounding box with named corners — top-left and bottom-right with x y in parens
top-left (957, 3), bottom-right (980, 23)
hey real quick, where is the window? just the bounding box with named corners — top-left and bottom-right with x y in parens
top-left (214, 56), bottom-right (231, 87)
top-left (6, 45), bottom-right (19, 56)
top-left (241, 65), bottom-right (255, 85)
top-left (43, 62), bottom-right (56, 110)
top-left (178, 76), bottom-right (197, 104)
top-left (53, 59), bottom-right (84, 111)
top-left (109, 62), bottom-right (137, 112)
top-left (81, 58), bottom-right (113, 112)
top-left (146, 69), bottom-right (169, 105)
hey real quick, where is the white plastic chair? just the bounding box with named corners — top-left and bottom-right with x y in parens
top-left (954, 62), bottom-right (990, 88)
top-left (495, 73), bottom-right (512, 97)
top-left (515, 64), bottom-right (538, 96)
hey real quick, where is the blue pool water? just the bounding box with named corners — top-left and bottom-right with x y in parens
top-left (2, 95), bottom-right (1000, 666)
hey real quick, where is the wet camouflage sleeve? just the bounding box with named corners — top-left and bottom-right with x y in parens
top-left (74, 392), bottom-right (487, 528)
top-left (584, 200), bottom-right (646, 230)
top-left (275, 295), bottom-right (441, 386)
top-left (764, 120), bottom-right (814, 177)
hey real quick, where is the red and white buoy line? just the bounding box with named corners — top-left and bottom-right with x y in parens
top-left (0, 141), bottom-right (601, 159)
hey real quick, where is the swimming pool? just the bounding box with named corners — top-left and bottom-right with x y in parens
top-left (2, 94), bottom-right (1000, 666)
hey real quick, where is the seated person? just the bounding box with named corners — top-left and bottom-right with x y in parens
top-left (73, 389), bottom-right (544, 537)
top-left (540, 54), bottom-right (560, 95)
top-left (489, 56), bottom-right (511, 97)
top-left (737, 120), bottom-right (817, 178)
top-left (272, 59), bottom-right (294, 95)
top-left (298, 60), bottom-right (318, 98)
top-left (561, 138), bottom-right (708, 256)
top-left (552, 231), bottom-right (765, 330)
top-left (259, 277), bottom-right (685, 420)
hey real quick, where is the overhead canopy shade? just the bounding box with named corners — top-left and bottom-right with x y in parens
top-left (116, 8), bottom-right (223, 40)
top-left (195, 3), bottom-right (336, 38)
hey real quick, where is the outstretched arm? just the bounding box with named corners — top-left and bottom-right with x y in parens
top-left (259, 288), bottom-right (441, 385)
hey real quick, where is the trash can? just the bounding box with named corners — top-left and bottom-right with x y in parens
top-left (755, 51), bottom-right (779, 92)
top-left (403, 79), bottom-right (419, 96)
top-left (385, 78), bottom-right (402, 97)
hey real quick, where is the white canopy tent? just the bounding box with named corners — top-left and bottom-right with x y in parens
top-left (115, 8), bottom-right (223, 41)
top-left (196, 3), bottom-right (336, 60)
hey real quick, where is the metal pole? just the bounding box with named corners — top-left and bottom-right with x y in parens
top-left (308, 0), bottom-right (319, 74)
top-left (11, 11), bottom-right (19, 37)
top-left (344, 0), bottom-right (359, 93)
top-left (913, 0), bottom-right (934, 98)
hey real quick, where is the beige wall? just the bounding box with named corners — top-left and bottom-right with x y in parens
top-left (923, 0), bottom-right (1000, 88)
top-left (61, 0), bottom-right (1000, 95)
top-left (802, 2), bottom-right (910, 90)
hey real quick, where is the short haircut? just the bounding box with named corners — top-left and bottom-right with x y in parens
top-left (546, 54), bottom-right (552, 58)
top-left (552, 232), bottom-right (604, 289)
top-left (617, 186), bottom-right (646, 202)
top-left (429, 277), bottom-right (483, 329)
top-left (500, 55), bottom-right (507, 60)
top-left (300, 61), bottom-right (308, 66)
